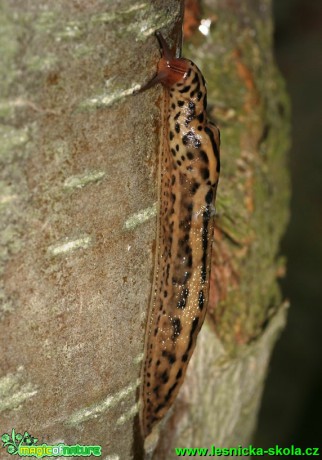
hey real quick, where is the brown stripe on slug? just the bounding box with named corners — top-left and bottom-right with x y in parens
top-left (140, 31), bottom-right (220, 438)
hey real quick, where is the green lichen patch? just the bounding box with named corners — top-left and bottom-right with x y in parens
top-left (184, 1), bottom-right (290, 351)
top-left (63, 170), bottom-right (106, 189)
top-left (0, 126), bottom-right (29, 158)
top-left (0, 367), bottom-right (38, 413)
top-left (123, 203), bottom-right (157, 231)
top-left (66, 379), bottom-right (139, 427)
top-left (47, 235), bottom-right (92, 256)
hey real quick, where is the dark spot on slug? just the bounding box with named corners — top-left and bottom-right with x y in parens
top-left (205, 188), bottom-right (213, 204)
top-left (201, 264), bottom-right (207, 284)
top-left (188, 100), bottom-right (196, 112)
top-left (178, 100), bottom-right (184, 107)
top-left (176, 144), bottom-right (180, 152)
top-left (174, 111), bottom-right (181, 120)
top-left (182, 353), bottom-right (188, 362)
top-left (171, 148), bottom-right (176, 156)
top-left (205, 126), bottom-right (220, 172)
top-left (161, 370), bottom-right (169, 383)
top-left (169, 131), bottom-right (174, 140)
top-left (186, 253), bottom-right (192, 267)
top-left (197, 112), bottom-right (204, 123)
top-left (197, 91), bottom-right (203, 101)
top-left (182, 131), bottom-right (201, 148)
top-left (201, 168), bottom-right (209, 180)
top-left (165, 382), bottom-right (178, 402)
top-left (192, 73), bottom-right (199, 84)
top-left (172, 317), bottom-right (182, 339)
top-left (177, 287), bottom-right (189, 309)
top-left (162, 350), bottom-right (176, 364)
top-left (190, 317), bottom-right (199, 336)
top-left (190, 182), bottom-right (200, 194)
top-left (183, 317), bottom-right (199, 356)
top-left (175, 122), bottom-right (180, 133)
top-left (155, 403), bottom-right (165, 413)
top-left (203, 94), bottom-right (207, 109)
top-left (187, 151), bottom-right (194, 160)
top-left (182, 133), bottom-right (189, 145)
top-left (179, 85), bottom-right (191, 93)
top-left (198, 290), bottom-right (205, 310)
top-left (200, 150), bottom-right (209, 163)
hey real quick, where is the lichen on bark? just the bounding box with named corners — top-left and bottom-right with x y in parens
top-left (187, 0), bottom-right (291, 351)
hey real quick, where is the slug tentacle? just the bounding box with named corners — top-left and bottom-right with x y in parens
top-left (140, 32), bottom-right (220, 438)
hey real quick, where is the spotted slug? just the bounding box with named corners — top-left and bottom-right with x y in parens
top-left (140, 32), bottom-right (220, 438)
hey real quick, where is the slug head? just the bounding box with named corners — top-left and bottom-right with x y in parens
top-left (141, 31), bottom-right (189, 91)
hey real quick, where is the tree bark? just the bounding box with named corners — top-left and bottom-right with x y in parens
top-left (0, 1), bottom-right (290, 460)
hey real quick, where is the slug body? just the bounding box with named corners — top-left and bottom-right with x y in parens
top-left (140, 32), bottom-right (220, 437)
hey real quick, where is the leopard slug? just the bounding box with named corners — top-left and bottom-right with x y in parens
top-left (140, 32), bottom-right (220, 438)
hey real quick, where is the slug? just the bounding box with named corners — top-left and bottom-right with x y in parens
top-left (140, 32), bottom-right (220, 438)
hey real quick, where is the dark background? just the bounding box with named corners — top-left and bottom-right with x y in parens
top-left (255, 0), bottom-right (322, 448)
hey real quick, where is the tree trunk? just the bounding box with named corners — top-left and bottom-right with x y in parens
top-left (0, 1), bottom-right (290, 460)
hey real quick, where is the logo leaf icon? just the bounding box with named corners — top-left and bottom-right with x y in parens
top-left (1, 433), bottom-right (10, 443)
top-left (7, 445), bottom-right (17, 454)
